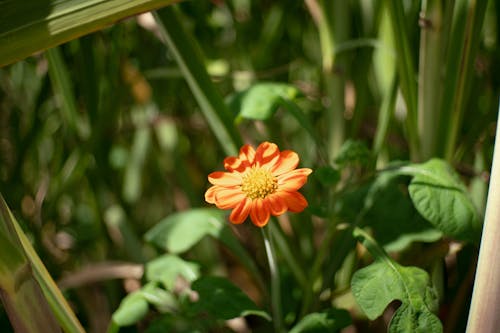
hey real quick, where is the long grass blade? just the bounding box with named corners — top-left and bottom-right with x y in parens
top-left (438, 0), bottom-right (488, 161)
top-left (153, 6), bottom-right (242, 156)
top-left (0, 0), bottom-right (179, 67)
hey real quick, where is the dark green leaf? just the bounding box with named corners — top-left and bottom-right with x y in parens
top-left (189, 276), bottom-right (270, 320)
top-left (352, 228), bottom-right (442, 333)
top-left (334, 140), bottom-right (373, 168)
top-left (404, 159), bottom-right (481, 242)
top-left (289, 308), bottom-right (351, 333)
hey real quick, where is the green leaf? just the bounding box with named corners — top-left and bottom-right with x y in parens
top-left (365, 171), bottom-right (442, 252)
top-left (112, 291), bottom-right (149, 327)
top-left (314, 166), bottom-right (340, 187)
top-left (144, 208), bottom-right (226, 254)
top-left (0, 0), bottom-right (178, 67)
top-left (145, 254), bottom-right (200, 290)
top-left (141, 282), bottom-right (178, 313)
top-left (351, 228), bottom-right (442, 333)
top-left (289, 308), bottom-right (351, 333)
top-left (227, 82), bottom-right (300, 121)
top-left (334, 139), bottom-right (373, 168)
top-left (145, 208), bottom-right (264, 289)
top-left (189, 276), bottom-right (271, 321)
top-left (403, 159), bottom-right (481, 242)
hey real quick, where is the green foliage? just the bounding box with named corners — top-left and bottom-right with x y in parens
top-left (228, 82), bottom-right (300, 121)
top-left (403, 159), bottom-right (482, 242)
top-left (351, 228), bottom-right (442, 333)
top-left (189, 276), bottom-right (271, 321)
top-left (289, 308), bottom-right (351, 333)
top-left (1, 0), bottom-right (498, 332)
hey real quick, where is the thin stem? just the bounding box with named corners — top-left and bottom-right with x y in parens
top-left (261, 226), bottom-right (284, 333)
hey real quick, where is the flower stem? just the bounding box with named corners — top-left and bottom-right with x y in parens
top-left (261, 226), bottom-right (284, 333)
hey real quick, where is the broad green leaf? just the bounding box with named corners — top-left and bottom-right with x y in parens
top-left (0, 0), bottom-right (178, 67)
top-left (189, 276), bottom-right (271, 321)
top-left (289, 308), bottom-right (351, 333)
top-left (145, 254), bottom-right (200, 290)
top-left (112, 291), bottom-right (149, 327)
top-left (141, 282), bottom-right (178, 313)
top-left (351, 228), bottom-right (442, 333)
top-left (145, 208), bottom-right (263, 289)
top-left (227, 82), bottom-right (300, 121)
top-left (144, 208), bottom-right (226, 254)
top-left (365, 171), bottom-right (442, 252)
top-left (403, 159), bottom-right (481, 242)
top-left (337, 166), bottom-right (442, 251)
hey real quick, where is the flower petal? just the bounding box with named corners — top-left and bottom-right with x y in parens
top-left (229, 197), bottom-right (252, 224)
top-left (277, 168), bottom-right (313, 191)
top-left (214, 188), bottom-right (246, 209)
top-left (272, 150), bottom-right (299, 176)
top-left (204, 185), bottom-right (219, 204)
top-left (255, 142), bottom-right (280, 169)
top-left (239, 144), bottom-right (256, 164)
top-left (280, 191), bottom-right (308, 213)
top-left (266, 194), bottom-right (287, 216)
top-left (224, 156), bottom-right (249, 172)
top-left (208, 171), bottom-right (242, 186)
top-left (249, 198), bottom-right (271, 227)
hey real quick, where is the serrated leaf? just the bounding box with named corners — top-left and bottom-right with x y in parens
top-left (404, 159), bottom-right (481, 242)
top-left (112, 291), bottom-right (149, 327)
top-left (289, 308), bottom-right (351, 333)
top-left (351, 228), bottom-right (442, 333)
top-left (144, 208), bottom-right (226, 254)
top-left (227, 82), bottom-right (300, 120)
top-left (145, 254), bottom-right (200, 290)
top-left (189, 276), bottom-right (270, 321)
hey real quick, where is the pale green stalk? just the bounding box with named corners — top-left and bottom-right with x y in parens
top-left (418, 0), bottom-right (444, 160)
top-left (466, 101), bottom-right (500, 333)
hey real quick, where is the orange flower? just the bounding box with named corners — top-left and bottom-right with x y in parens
top-left (205, 142), bottom-right (312, 227)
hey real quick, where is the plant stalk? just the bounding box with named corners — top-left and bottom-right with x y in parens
top-left (466, 100), bottom-right (500, 333)
top-left (262, 226), bottom-right (284, 333)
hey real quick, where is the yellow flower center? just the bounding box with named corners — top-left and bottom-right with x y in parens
top-left (241, 167), bottom-right (278, 199)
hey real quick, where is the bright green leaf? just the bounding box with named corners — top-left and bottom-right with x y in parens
top-left (403, 159), bottom-right (481, 242)
top-left (144, 208), bottom-right (225, 254)
top-left (189, 276), bottom-right (271, 321)
top-left (351, 228), bottom-right (442, 333)
top-left (112, 291), bottom-right (149, 327)
top-left (227, 82), bottom-right (300, 121)
top-left (141, 282), bottom-right (178, 313)
top-left (289, 308), bottom-right (351, 333)
top-left (145, 254), bottom-right (200, 290)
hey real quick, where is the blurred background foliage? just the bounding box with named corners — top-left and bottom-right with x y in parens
top-left (0, 0), bottom-right (499, 332)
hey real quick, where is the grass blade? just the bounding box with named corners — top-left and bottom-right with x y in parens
top-left (0, 0), bottom-right (179, 67)
top-left (0, 195), bottom-right (70, 333)
top-left (153, 6), bottom-right (241, 156)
